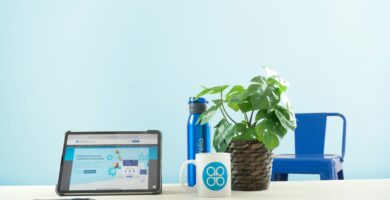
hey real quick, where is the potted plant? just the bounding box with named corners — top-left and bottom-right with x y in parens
top-left (195, 67), bottom-right (296, 191)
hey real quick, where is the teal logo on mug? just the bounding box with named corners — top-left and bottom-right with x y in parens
top-left (202, 162), bottom-right (227, 191)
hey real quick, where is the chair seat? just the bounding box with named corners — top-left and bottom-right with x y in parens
top-left (275, 154), bottom-right (342, 160)
top-left (272, 154), bottom-right (343, 175)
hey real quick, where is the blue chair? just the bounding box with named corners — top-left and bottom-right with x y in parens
top-left (271, 113), bottom-right (347, 181)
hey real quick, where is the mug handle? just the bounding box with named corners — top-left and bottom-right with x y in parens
top-left (179, 160), bottom-right (198, 191)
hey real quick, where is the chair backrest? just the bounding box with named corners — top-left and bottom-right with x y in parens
top-left (295, 113), bottom-right (327, 155)
top-left (294, 113), bottom-right (347, 160)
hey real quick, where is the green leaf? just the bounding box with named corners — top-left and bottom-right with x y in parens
top-left (221, 135), bottom-right (234, 152)
top-left (255, 109), bottom-right (269, 122)
top-left (232, 126), bottom-right (257, 141)
top-left (196, 105), bottom-right (218, 125)
top-left (208, 85), bottom-right (229, 94)
top-left (250, 76), bottom-right (267, 85)
top-left (213, 118), bottom-right (227, 128)
top-left (249, 84), bottom-right (280, 110)
top-left (229, 91), bottom-right (249, 104)
top-left (256, 111), bottom-right (289, 139)
top-left (246, 84), bottom-right (263, 96)
top-left (267, 77), bottom-right (287, 92)
top-left (255, 118), bottom-right (269, 133)
top-left (226, 85), bottom-right (245, 112)
top-left (233, 123), bottom-right (247, 134)
top-left (267, 75), bottom-right (289, 93)
top-left (254, 112), bottom-right (278, 136)
top-left (274, 122), bottom-right (288, 138)
top-left (195, 85), bottom-right (229, 99)
top-left (213, 119), bottom-right (227, 151)
top-left (275, 105), bottom-right (291, 119)
top-left (213, 119), bottom-right (235, 152)
top-left (195, 87), bottom-right (211, 99)
top-left (255, 123), bottom-right (265, 142)
top-left (245, 127), bottom-right (256, 140)
top-left (250, 94), bottom-right (271, 110)
top-left (212, 99), bottom-right (223, 106)
top-left (227, 103), bottom-right (240, 112)
top-left (226, 85), bottom-right (245, 99)
top-left (238, 101), bottom-right (253, 112)
top-left (240, 120), bottom-right (249, 126)
top-left (263, 67), bottom-right (289, 93)
top-left (262, 133), bottom-right (279, 150)
top-left (274, 105), bottom-right (296, 130)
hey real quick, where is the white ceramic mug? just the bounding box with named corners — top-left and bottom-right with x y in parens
top-left (179, 153), bottom-right (231, 197)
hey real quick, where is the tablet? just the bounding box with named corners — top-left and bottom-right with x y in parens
top-left (56, 130), bottom-right (162, 195)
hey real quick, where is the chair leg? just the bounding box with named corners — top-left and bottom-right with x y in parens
top-left (320, 168), bottom-right (338, 180)
top-left (272, 173), bottom-right (288, 181)
top-left (271, 173), bottom-right (276, 181)
top-left (337, 170), bottom-right (344, 180)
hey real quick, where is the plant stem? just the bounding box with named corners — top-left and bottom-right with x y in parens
top-left (244, 113), bottom-right (249, 123)
top-left (249, 110), bottom-right (254, 127)
top-left (220, 92), bottom-right (237, 124)
top-left (220, 108), bottom-right (230, 125)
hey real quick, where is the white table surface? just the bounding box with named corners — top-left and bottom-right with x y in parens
top-left (1, 179), bottom-right (389, 200)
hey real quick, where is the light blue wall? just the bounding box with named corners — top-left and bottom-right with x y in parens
top-left (1, 0), bottom-right (389, 185)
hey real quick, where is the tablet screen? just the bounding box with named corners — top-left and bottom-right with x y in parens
top-left (58, 132), bottom-right (161, 193)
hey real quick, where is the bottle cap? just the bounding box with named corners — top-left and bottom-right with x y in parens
top-left (188, 97), bottom-right (207, 114)
top-left (188, 97), bottom-right (207, 104)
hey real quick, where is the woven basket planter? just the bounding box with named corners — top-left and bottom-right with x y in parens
top-left (226, 140), bottom-right (273, 191)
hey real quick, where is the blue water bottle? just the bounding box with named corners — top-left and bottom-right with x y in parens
top-left (187, 97), bottom-right (211, 187)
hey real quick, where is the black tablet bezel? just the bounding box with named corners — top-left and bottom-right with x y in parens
top-left (56, 130), bottom-right (162, 196)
